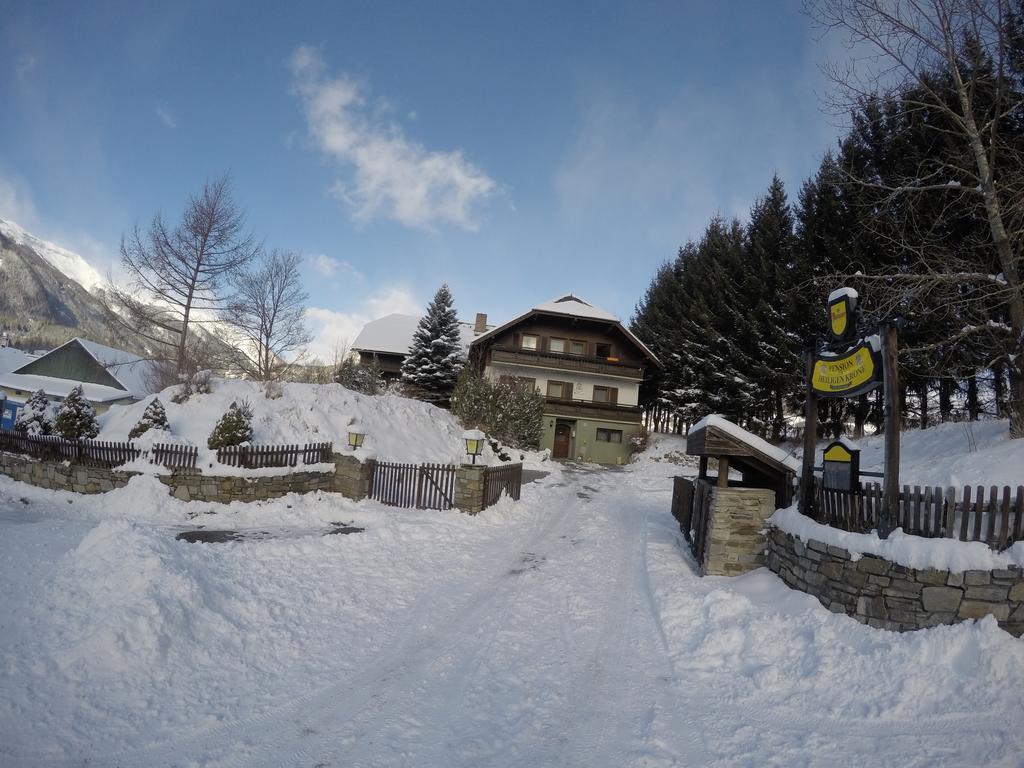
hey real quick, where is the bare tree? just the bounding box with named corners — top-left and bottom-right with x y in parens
top-left (108, 175), bottom-right (259, 376)
top-left (222, 249), bottom-right (312, 381)
top-left (809, 0), bottom-right (1024, 434)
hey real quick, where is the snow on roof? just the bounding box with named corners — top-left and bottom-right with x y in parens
top-left (0, 347), bottom-right (35, 375)
top-left (12, 338), bottom-right (157, 399)
top-left (352, 314), bottom-right (484, 356)
top-left (689, 414), bottom-right (801, 472)
top-left (532, 294), bottom-right (619, 322)
top-left (0, 373), bottom-right (137, 403)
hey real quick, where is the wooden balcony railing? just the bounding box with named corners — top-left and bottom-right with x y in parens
top-left (543, 397), bottom-right (643, 423)
top-left (490, 346), bottom-right (644, 379)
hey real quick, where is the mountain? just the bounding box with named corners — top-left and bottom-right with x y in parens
top-left (0, 219), bottom-right (142, 352)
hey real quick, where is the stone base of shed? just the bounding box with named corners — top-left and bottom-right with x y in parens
top-left (701, 486), bottom-right (777, 576)
top-left (766, 526), bottom-right (1024, 636)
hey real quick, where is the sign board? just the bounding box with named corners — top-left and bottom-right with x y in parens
top-left (811, 341), bottom-right (882, 398)
top-left (822, 440), bottom-right (860, 491)
top-left (827, 287), bottom-right (859, 344)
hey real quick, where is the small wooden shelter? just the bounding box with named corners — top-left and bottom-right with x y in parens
top-left (685, 415), bottom-right (798, 509)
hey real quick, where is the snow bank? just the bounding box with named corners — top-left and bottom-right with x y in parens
top-left (98, 380), bottom-right (557, 472)
top-left (770, 503), bottom-right (1024, 572)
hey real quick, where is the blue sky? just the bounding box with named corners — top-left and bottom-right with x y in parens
top-left (1, 0), bottom-right (846, 359)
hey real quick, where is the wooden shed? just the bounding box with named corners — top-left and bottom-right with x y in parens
top-left (686, 415), bottom-right (798, 509)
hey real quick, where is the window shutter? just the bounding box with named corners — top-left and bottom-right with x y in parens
top-left (563, 382), bottom-right (573, 400)
top-left (610, 387), bottom-right (618, 404)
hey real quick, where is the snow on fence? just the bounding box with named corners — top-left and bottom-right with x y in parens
top-left (215, 442), bottom-right (333, 469)
top-left (810, 479), bottom-right (1024, 552)
top-left (483, 463), bottom-right (524, 507)
top-left (0, 429), bottom-right (140, 467)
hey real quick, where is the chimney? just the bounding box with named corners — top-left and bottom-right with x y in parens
top-left (474, 312), bottom-right (488, 334)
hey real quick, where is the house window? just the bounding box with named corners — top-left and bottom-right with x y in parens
top-left (569, 340), bottom-right (587, 356)
top-left (596, 428), bottom-right (623, 443)
top-left (521, 334), bottom-right (539, 350)
top-left (546, 380), bottom-right (572, 400)
top-left (595, 343), bottom-right (612, 359)
top-left (500, 375), bottom-right (536, 392)
top-left (592, 386), bottom-right (618, 404)
top-left (549, 338), bottom-right (566, 353)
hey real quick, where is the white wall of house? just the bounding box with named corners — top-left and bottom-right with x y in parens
top-left (485, 362), bottom-right (640, 406)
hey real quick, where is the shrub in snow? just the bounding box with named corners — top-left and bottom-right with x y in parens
top-left (452, 372), bottom-right (545, 450)
top-left (400, 284), bottom-right (464, 407)
top-left (14, 389), bottom-right (54, 436)
top-left (207, 399), bottom-right (254, 449)
top-left (335, 358), bottom-right (385, 396)
top-left (171, 369), bottom-right (214, 404)
top-left (128, 397), bottom-right (169, 439)
top-left (53, 385), bottom-right (99, 439)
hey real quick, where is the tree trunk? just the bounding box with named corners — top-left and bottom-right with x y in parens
top-left (939, 379), bottom-right (953, 423)
top-left (994, 363), bottom-right (1006, 418)
top-left (967, 375), bottom-right (979, 421)
top-left (918, 380), bottom-right (928, 430)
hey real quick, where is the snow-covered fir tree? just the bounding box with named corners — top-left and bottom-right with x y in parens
top-left (128, 397), bottom-right (170, 439)
top-left (14, 389), bottom-right (54, 436)
top-left (401, 284), bottom-right (464, 407)
top-left (53, 385), bottom-right (99, 439)
top-left (207, 400), bottom-right (254, 449)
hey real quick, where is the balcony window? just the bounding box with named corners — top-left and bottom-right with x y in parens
top-left (547, 380), bottom-right (572, 400)
top-left (596, 428), bottom-right (623, 443)
top-left (592, 385), bottom-right (618, 404)
top-left (596, 343), bottom-right (612, 359)
top-left (569, 340), bottom-right (586, 356)
top-left (521, 334), bottom-right (539, 350)
top-left (549, 338), bottom-right (566, 353)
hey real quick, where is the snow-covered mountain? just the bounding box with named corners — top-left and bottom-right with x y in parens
top-left (0, 218), bottom-right (105, 292)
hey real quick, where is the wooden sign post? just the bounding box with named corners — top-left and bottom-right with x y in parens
top-left (879, 322), bottom-right (900, 538)
top-left (799, 351), bottom-right (818, 518)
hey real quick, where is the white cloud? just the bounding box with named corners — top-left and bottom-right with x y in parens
top-left (0, 175), bottom-right (40, 226)
top-left (304, 286), bottom-right (420, 362)
top-left (156, 106), bottom-right (177, 129)
top-left (289, 46), bottom-right (497, 232)
top-left (310, 253), bottom-right (362, 279)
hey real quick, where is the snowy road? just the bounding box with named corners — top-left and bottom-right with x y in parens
top-left (2, 461), bottom-right (1024, 766)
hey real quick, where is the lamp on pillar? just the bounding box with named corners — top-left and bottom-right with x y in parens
top-left (462, 429), bottom-right (485, 464)
top-left (347, 422), bottom-right (366, 451)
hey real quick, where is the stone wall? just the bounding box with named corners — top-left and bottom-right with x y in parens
top-left (766, 526), bottom-right (1024, 636)
top-left (0, 451), bottom-right (135, 493)
top-left (702, 486), bottom-right (776, 576)
top-left (454, 464), bottom-right (487, 515)
top-left (161, 469), bottom-right (336, 503)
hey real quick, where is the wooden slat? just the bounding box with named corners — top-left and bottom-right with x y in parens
top-left (973, 485), bottom-right (985, 542)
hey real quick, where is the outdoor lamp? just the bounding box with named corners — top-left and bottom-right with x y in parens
top-left (347, 423), bottom-right (366, 450)
top-left (463, 428), bottom-right (485, 464)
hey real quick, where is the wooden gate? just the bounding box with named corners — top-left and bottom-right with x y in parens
top-left (369, 461), bottom-right (456, 510)
top-left (671, 476), bottom-right (713, 566)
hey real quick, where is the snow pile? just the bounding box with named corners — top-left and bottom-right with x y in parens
top-left (770, 503), bottom-right (1024, 572)
top-left (854, 418), bottom-right (1024, 489)
top-left (99, 379), bottom-right (556, 471)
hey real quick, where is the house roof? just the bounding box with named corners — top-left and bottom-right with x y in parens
top-left (352, 314), bottom-right (489, 356)
top-left (0, 347), bottom-right (36, 374)
top-left (471, 294), bottom-right (662, 368)
top-left (0, 373), bottom-right (137, 403)
top-left (8, 337), bottom-right (157, 400)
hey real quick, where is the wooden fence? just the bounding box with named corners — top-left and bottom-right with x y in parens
top-left (215, 442), bottom-right (333, 469)
top-left (368, 461), bottom-right (457, 510)
top-left (811, 479), bottom-right (1024, 551)
top-left (151, 443), bottom-right (199, 470)
top-left (0, 429), bottom-right (140, 467)
top-left (483, 463), bottom-right (523, 507)
top-left (670, 476), bottom-right (713, 565)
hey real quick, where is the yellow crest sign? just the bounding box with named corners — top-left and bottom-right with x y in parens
top-left (830, 301), bottom-right (847, 337)
top-left (827, 287), bottom-right (857, 343)
top-left (811, 342), bottom-right (882, 398)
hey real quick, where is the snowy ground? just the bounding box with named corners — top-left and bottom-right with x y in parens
top-left (2, 441), bottom-right (1023, 766)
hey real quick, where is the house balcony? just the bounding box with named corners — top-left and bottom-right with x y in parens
top-left (543, 397), bottom-right (643, 424)
top-left (490, 346), bottom-right (644, 380)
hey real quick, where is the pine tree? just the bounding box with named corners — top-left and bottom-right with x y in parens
top-left (53, 385), bottom-right (100, 439)
top-left (401, 284), bottom-right (464, 407)
top-left (129, 397), bottom-right (170, 439)
top-left (14, 389), bottom-right (54, 436)
top-left (335, 358), bottom-right (385, 396)
top-left (207, 400), bottom-right (254, 449)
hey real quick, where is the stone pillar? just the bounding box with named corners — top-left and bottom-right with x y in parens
top-left (454, 464), bottom-right (486, 515)
top-left (332, 453), bottom-right (374, 501)
top-left (702, 486), bottom-right (776, 576)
